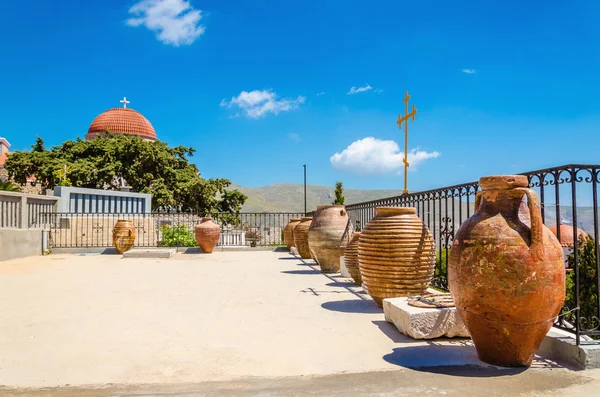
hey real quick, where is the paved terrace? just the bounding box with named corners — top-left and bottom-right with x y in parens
top-left (1, 250), bottom-right (600, 396)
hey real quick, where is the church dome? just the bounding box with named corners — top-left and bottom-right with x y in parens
top-left (85, 107), bottom-right (157, 141)
top-left (549, 224), bottom-right (589, 247)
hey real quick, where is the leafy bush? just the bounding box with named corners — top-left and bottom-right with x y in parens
top-left (159, 225), bottom-right (198, 247)
top-left (566, 235), bottom-right (598, 328)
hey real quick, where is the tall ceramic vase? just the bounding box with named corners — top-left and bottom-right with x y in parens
top-left (293, 217), bottom-right (313, 259)
top-left (284, 218), bottom-right (301, 250)
top-left (194, 217), bottom-right (221, 254)
top-left (448, 175), bottom-right (565, 367)
top-left (344, 232), bottom-right (362, 284)
top-left (308, 205), bottom-right (351, 273)
top-left (358, 207), bottom-right (435, 307)
top-left (113, 219), bottom-right (136, 254)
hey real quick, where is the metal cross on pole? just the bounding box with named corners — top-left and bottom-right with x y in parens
top-left (120, 96), bottom-right (130, 108)
top-left (396, 91), bottom-right (417, 195)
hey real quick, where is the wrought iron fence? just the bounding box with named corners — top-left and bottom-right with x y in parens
top-left (345, 164), bottom-right (600, 344)
top-left (32, 212), bottom-right (304, 249)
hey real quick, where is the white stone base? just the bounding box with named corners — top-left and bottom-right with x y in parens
top-left (290, 247), bottom-right (299, 256)
top-left (122, 249), bottom-right (175, 259)
top-left (383, 297), bottom-right (470, 340)
top-left (339, 256), bottom-right (351, 278)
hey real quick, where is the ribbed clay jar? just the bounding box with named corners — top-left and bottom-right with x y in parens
top-left (284, 218), bottom-right (301, 250)
top-left (307, 205), bottom-right (351, 273)
top-left (113, 219), bottom-right (136, 254)
top-left (293, 217), bottom-right (313, 259)
top-left (449, 175), bottom-right (565, 367)
top-left (344, 232), bottom-right (362, 284)
top-left (194, 217), bottom-right (221, 253)
top-left (358, 207), bottom-right (435, 307)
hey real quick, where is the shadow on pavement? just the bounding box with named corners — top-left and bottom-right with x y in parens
top-left (281, 269), bottom-right (321, 275)
top-left (321, 299), bottom-right (382, 314)
top-left (371, 320), bottom-right (414, 343)
top-left (325, 281), bottom-right (357, 288)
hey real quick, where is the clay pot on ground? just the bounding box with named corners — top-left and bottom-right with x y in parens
top-left (358, 207), bottom-right (435, 307)
top-left (113, 219), bottom-right (136, 254)
top-left (293, 217), bottom-right (313, 259)
top-left (448, 175), bottom-right (565, 367)
top-left (344, 232), bottom-right (362, 284)
top-left (284, 218), bottom-right (302, 250)
top-left (308, 205), bottom-right (351, 273)
top-left (194, 217), bottom-right (221, 254)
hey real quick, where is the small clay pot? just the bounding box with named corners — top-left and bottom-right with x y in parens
top-left (113, 219), bottom-right (136, 254)
top-left (293, 217), bottom-right (313, 259)
top-left (284, 218), bottom-right (302, 250)
top-left (344, 232), bottom-right (361, 284)
top-left (194, 217), bottom-right (221, 254)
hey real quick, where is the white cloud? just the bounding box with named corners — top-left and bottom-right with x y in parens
top-left (316, 92), bottom-right (326, 97)
top-left (127, 0), bottom-right (205, 46)
top-left (288, 133), bottom-right (300, 142)
top-left (462, 68), bottom-right (476, 74)
top-left (220, 90), bottom-right (305, 118)
top-left (347, 84), bottom-right (373, 95)
top-left (330, 137), bottom-right (440, 176)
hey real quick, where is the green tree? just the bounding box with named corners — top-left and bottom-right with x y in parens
top-left (4, 134), bottom-right (247, 217)
top-left (0, 180), bottom-right (20, 192)
top-left (332, 181), bottom-right (345, 205)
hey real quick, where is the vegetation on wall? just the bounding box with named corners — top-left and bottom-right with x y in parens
top-left (4, 134), bottom-right (247, 221)
top-left (0, 180), bottom-right (20, 192)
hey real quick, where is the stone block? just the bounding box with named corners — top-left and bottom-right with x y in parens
top-left (383, 297), bottom-right (470, 340)
top-left (339, 256), bottom-right (351, 278)
top-left (122, 249), bottom-right (175, 259)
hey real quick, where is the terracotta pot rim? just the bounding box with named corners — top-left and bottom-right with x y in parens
top-left (300, 217), bottom-right (312, 221)
top-left (289, 218), bottom-right (301, 222)
top-left (375, 207), bottom-right (416, 216)
top-left (201, 217), bottom-right (213, 221)
top-left (352, 232), bottom-right (361, 237)
top-left (116, 219), bottom-right (133, 222)
top-left (479, 175), bottom-right (528, 190)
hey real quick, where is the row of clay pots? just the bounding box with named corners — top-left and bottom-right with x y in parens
top-left (112, 217), bottom-right (221, 254)
top-left (285, 175), bottom-right (566, 368)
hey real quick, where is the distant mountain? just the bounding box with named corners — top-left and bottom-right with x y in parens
top-left (229, 183), bottom-right (403, 213)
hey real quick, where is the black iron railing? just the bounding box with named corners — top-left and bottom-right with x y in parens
top-left (32, 212), bottom-right (304, 249)
top-left (345, 164), bottom-right (600, 344)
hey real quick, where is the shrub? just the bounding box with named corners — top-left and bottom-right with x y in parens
top-left (566, 235), bottom-right (598, 331)
top-left (159, 225), bottom-right (198, 247)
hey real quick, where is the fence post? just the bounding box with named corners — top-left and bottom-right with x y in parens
top-left (19, 195), bottom-right (27, 229)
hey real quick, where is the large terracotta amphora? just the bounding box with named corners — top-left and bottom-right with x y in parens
top-left (194, 217), bottom-right (221, 254)
top-left (308, 205), bottom-right (351, 273)
top-left (358, 207), bottom-right (435, 307)
top-left (344, 232), bottom-right (362, 284)
top-left (284, 218), bottom-right (301, 250)
top-left (113, 219), bottom-right (136, 254)
top-left (448, 175), bottom-right (565, 367)
top-left (293, 217), bottom-right (313, 259)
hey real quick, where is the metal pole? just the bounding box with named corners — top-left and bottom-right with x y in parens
top-left (303, 164), bottom-right (307, 215)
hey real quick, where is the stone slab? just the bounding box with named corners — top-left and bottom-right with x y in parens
top-left (339, 256), bottom-right (351, 278)
top-left (539, 327), bottom-right (600, 369)
top-left (383, 297), bottom-right (470, 339)
top-left (122, 249), bottom-right (176, 259)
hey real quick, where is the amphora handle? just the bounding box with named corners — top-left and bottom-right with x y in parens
top-left (514, 187), bottom-right (544, 258)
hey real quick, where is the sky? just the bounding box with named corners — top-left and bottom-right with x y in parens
top-left (0, 0), bottom-right (598, 191)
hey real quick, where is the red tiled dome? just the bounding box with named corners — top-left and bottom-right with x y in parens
top-left (85, 108), bottom-right (157, 141)
top-left (549, 224), bottom-right (589, 247)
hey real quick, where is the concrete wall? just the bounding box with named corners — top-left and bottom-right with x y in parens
top-left (0, 228), bottom-right (42, 261)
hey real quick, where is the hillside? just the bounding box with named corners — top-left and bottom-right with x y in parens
top-left (229, 183), bottom-right (402, 213)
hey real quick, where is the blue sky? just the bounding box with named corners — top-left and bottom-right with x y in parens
top-left (0, 0), bottom-right (598, 191)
